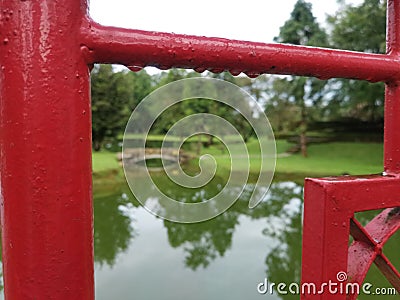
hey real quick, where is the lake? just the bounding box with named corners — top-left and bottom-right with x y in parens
top-left (0, 171), bottom-right (398, 299)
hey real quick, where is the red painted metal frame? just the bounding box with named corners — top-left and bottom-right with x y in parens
top-left (0, 1), bottom-right (94, 299)
top-left (301, 1), bottom-right (400, 299)
top-left (302, 176), bottom-right (400, 299)
top-left (0, 0), bottom-right (399, 299)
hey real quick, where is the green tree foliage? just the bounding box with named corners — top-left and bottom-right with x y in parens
top-left (91, 65), bottom-right (154, 151)
top-left (149, 69), bottom-right (254, 154)
top-left (277, 0), bottom-right (328, 46)
top-left (273, 0), bottom-right (328, 157)
top-left (327, 0), bottom-right (386, 122)
top-left (91, 65), bottom-right (133, 151)
top-left (265, 78), bottom-right (302, 134)
top-left (329, 0), bottom-right (386, 53)
top-left (129, 70), bottom-right (155, 109)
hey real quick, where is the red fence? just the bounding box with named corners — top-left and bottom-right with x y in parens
top-left (0, 0), bottom-right (399, 299)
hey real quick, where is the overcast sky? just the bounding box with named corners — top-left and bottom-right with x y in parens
top-left (89, 0), bottom-right (363, 73)
top-left (89, 0), bottom-right (364, 43)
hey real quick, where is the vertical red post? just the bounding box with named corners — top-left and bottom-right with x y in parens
top-left (0, 0), bottom-right (94, 299)
top-left (385, 0), bottom-right (400, 174)
top-left (301, 180), bottom-right (350, 300)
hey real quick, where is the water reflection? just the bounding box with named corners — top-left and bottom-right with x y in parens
top-left (164, 212), bottom-right (239, 270)
top-left (92, 171), bottom-right (305, 300)
top-left (94, 191), bottom-right (138, 266)
top-left (262, 183), bottom-right (303, 300)
top-left (92, 174), bottom-right (399, 300)
top-left (0, 173), bottom-right (396, 299)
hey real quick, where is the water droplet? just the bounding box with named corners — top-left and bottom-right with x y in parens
top-left (158, 65), bottom-right (171, 70)
top-left (246, 72), bottom-right (259, 78)
top-left (194, 67), bottom-right (206, 73)
top-left (3, 38), bottom-right (9, 45)
top-left (210, 68), bottom-right (223, 74)
top-left (317, 73), bottom-right (330, 81)
top-left (230, 70), bottom-right (241, 76)
top-left (249, 50), bottom-right (256, 57)
top-left (126, 65), bottom-right (143, 72)
top-left (167, 49), bottom-right (177, 57)
top-left (82, 110), bottom-right (86, 115)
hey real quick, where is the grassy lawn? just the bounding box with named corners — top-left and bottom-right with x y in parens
top-left (276, 141), bottom-right (383, 176)
top-left (198, 139), bottom-right (383, 176)
top-left (92, 139), bottom-right (384, 178)
top-left (92, 151), bottom-right (120, 173)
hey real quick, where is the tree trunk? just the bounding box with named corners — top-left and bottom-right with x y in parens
top-left (300, 103), bottom-right (308, 158)
top-left (93, 140), bottom-right (101, 152)
top-left (206, 134), bottom-right (214, 147)
top-left (300, 130), bottom-right (307, 158)
top-left (196, 134), bottom-right (202, 156)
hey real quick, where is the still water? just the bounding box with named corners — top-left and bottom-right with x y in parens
top-left (92, 170), bottom-right (399, 300)
top-left (0, 172), bottom-right (398, 299)
top-left (94, 177), bottom-right (301, 300)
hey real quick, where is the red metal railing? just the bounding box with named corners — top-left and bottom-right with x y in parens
top-left (0, 0), bottom-right (399, 299)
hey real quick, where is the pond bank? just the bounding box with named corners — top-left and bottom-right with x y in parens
top-left (92, 141), bottom-right (384, 184)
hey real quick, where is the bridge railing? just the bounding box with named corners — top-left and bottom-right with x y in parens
top-left (0, 0), bottom-right (399, 299)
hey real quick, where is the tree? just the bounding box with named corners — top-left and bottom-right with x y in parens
top-left (128, 69), bottom-right (155, 110)
top-left (149, 70), bottom-right (255, 154)
top-left (91, 65), bottom-right (134, 151)
top-left (149, 69), bottom-right (195, 136)
top-left (329, 0), bottom-right (386, 54)
top-left (327, 0), bottom-right (386, 123)
top-left (265, 77), bottom-right (302, 134)
top-left (273, 0), bottom-right (328, 157)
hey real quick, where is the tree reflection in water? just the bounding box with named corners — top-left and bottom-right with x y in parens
top-left (164, 212), bottom-right (239, 270)
top-left (92, 175), bottom-right (399, 300)
top-left (261, 182), bottom-right (303, 300)
top-left (0, 173), bottom-right (393, 299)
top-left (94, 189), bottom-right (138, 266)
top-left (92, 170), bottom-right (305, 282)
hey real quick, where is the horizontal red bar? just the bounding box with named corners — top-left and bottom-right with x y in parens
top-left (81, 21), bottom-right (400, 82)
top-left (305, 174), bottom-right (400, 212)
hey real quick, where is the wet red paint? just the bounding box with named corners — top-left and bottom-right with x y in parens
top-left (301, 2), bottom-right (400, 298)
top-left (80, 21), bottom-right (400, 83)
top-left (0, 0), bottom-right (93, 299)
top-left (0, 0), bottom-right (399, 299)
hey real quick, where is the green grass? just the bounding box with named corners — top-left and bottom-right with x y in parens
top-left (199, 139), bottom-right (383, 176)
top-left (92, 151), bottom-right (120, 173)
top-left (276, 142), bottom-right (383, 176)
top-left (92, 140), bottom-right (384, 179)
top-left (123, 134), bottom-right (245, 143)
